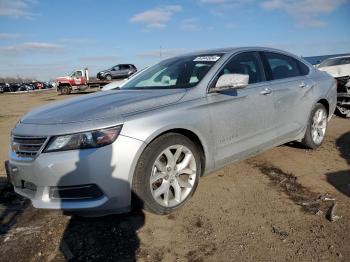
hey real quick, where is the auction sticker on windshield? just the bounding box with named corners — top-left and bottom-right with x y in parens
top-left (193, 55), bottom-right (221, 62)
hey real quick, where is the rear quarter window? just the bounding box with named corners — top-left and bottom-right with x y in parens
top-left (296, 60), bottom-right (310, 75)
top-left (264, 52), bottom-right (303, 80)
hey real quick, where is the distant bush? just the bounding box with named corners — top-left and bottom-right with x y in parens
top-left (0, 76), bottom-right (38, 84)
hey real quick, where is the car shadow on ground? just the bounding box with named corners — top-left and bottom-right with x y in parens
top-left (326, 131), bottom-right (350, 197)
top-left (0, 176), bottom-right (29, 237)
top-left (59, 208), bottom-right (144, 261)
top-left (57, 143), bottom-right (145, 261)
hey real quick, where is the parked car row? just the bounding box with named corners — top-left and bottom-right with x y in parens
top-left (0, 82), bottom-right (55, 93)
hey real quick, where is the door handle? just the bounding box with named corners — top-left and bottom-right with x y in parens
top-left (260, 88), bottom-right (272, 95)
top-left (299, 82), bottom-right (306, 88)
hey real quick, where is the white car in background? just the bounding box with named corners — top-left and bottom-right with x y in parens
top-left (318, 55), bottom-right (350, 117)
top-left (318, 56), bottom-right (350, 78)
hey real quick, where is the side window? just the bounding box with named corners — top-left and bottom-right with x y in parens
top-left (113, 65), bottom-right (119, 71)
top-left (217, 52), bottom-right (265, 84)
top-left (72, 71), bottom-right (82, 77)
top-left (264, 52), bottom-right (301, 80)
top-left (189, 63), bottom-right (212, 84)
top-left (296, 60), bottom-right (310, 76)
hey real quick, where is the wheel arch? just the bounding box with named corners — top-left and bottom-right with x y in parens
top-left (317, 98), bottom-right (330, 116)
top-left (146, 128), bottom-right (207, 176)
top-left (58, 82), bottom-right (72, 88)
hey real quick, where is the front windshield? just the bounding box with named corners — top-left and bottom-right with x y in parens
top-left (122, 54), bottom-right (222, 90)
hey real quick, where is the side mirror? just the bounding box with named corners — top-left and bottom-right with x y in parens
top-left (212, 73), bottom-right (249, 92)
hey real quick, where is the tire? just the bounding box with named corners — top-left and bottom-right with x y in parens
top-left (301, 103), bottom-right (328, 149)
top-left (105, 75), bottom-right (112, 81)
top-left (132, 133), bottom-right (201, 215)
top-left (60, 86), bottom-right (71, 95)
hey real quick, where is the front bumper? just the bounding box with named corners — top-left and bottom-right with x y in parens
top-left (7, 135), bottom-right (145, 216)
top-left (96, 72), bottom-right (106, 80)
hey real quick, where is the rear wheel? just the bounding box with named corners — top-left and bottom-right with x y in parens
top-left (301, 103), bottom-right (328, 149)
top-left (132, 133), bottom-right (201, 214)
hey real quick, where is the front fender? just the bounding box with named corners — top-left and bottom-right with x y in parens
top-left (58, 81), bottom-right (72, 87)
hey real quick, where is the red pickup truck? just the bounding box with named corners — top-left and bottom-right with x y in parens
top-left (56, 68), bottom-right (110, 95)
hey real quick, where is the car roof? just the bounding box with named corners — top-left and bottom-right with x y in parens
top-left (178, 46), bottom-right (300, 58)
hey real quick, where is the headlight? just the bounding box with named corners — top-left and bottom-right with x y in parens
top-left (44, 125), bottom-right (122, 152)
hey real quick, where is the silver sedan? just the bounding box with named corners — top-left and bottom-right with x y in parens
top-left (7, 47), bottom-right (337, 216)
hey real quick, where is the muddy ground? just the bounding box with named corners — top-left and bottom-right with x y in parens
top-left (0, 90), bottom-right (349, 262)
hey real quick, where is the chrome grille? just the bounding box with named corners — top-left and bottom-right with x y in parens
top-left (12, 136), bottom-right (47, 159)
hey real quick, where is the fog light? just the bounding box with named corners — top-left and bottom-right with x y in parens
top-left (49, 184), bottom-right (103, 200)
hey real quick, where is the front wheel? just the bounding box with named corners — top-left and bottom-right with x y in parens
top-left (132, 133), bottom-right (201, 214)
top-left (301, 103), bottom-right (328, 149)
top-left (105, 75), bottom-right (112, 81)
top-left (59, 86), bottom-right (71, 95)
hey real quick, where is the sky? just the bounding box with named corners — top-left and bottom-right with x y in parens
top-left (0, 0), bottom-right (349, 81)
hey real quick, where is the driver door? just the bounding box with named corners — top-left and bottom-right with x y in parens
top-left (111, 65), bottom-right (120, 78)
top-left (207, 51), bottom-right (277, 168)
top-left (72, 71), bottom-right (82, 85)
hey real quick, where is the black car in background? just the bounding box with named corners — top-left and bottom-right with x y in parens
top-left (0, 83), bottom-right (8, 93)
top-left (8, 83), bottom-right (21, 92)
top-left (19, 83), bottom-right (35, 91)
top-left (97, 64), bottom-right (137, 80)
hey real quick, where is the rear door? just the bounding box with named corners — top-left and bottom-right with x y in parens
top-left (111, 65), bottom-right (120, 78)
top-left (207, 51), bottom-right (277, 168)
top-left (118, 64), bottom-right (130, 77)
top-left (261, 51), bottom-right (313, 141)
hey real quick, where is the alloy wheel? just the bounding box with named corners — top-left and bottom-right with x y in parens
top-left (311, 108), bottom-right (327, 145)
top-left (150, 145), bottom-right (197, 207)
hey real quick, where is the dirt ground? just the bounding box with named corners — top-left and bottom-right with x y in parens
top-left (0, 90), bottom-right (349, 262)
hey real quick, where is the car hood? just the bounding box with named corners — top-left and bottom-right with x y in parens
top-left (20, 89), bottom-right (187, 125)
top-left (318, 65), bottom-right (350, 78)
top-left (56, 76), bottom-right (71, 81)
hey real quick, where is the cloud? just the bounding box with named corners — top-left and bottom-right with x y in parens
top-left (130, 5), bottom-right (182, 29)
top-left (199, 0), bottom-right (253, 3)
top-left (0, 32), bottom-right (24, 39)
top-left (198, 0), bottom-right (255, 16)
top-left (79, 55), bottom-right (120, 62)
top-left (137, 48), bottom-right (187, 58)
top-left (0, 0), bottom-right (36, 18)
top-left (180, 18), bottom-right (201, 31)
top-left (0, 42), bottom-right (64, 55)
top-left (59, 38), bottom-right (94, 44)
top-left (263, 39), bottom-right (350, 56)
top-left (261, 0), bottom-right (348, 27)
